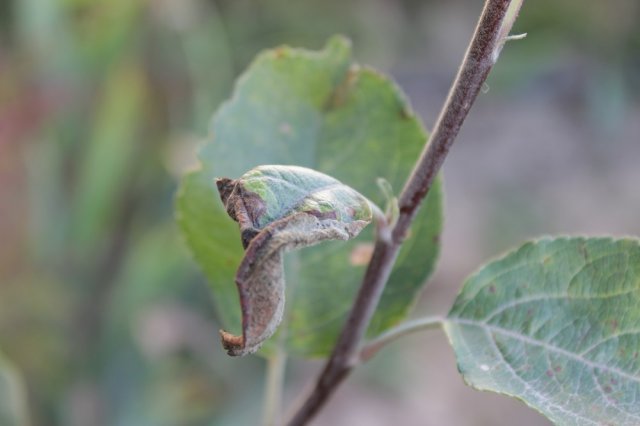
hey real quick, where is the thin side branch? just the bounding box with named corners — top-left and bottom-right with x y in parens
top-left (358, 316), bottom-right (444, 363)
top-left (263, 345), bottom-right (287, 426)
top-left (286, 1), bottom-right (523, 424)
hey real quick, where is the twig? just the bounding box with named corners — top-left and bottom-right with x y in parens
top-left (262, 345), bottom-right (287, 426)
top-left (358, 316), bottom-right (444, 363)
top-left (286, 1), bottom-right (524, 424)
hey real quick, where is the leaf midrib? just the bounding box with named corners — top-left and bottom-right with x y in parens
top-left (446, 318), bottom-right (640, 385)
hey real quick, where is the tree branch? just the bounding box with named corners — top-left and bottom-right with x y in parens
top-left (286, 1), bottom-right (524, 424)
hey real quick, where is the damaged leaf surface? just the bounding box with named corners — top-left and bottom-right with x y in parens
top-left (176, 36), bottom-right (443, 357)
top-left (217, 165), bottom-right (371, 355)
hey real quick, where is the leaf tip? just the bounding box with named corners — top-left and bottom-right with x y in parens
top-left (219, 329), bottom-right (244, 356)
top-left (215, 177), bottom-right (235, 205)
top-left (325, 34), bottom-right (352, 56)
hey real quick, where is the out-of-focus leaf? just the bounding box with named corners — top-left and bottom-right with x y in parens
top-left (177, 36), bottom-right (442, 358)
top-left (0, 354), bottom-right (29, 426)
top-left (14, 0), bottom-right (67, 58)
top-left (25, 135), bottom-right (70, 263)
top-left (445, 237), bottom-right (640, 426)
top-left (102, 226), bottom-right (226, 426)
top-left (106, 226), bottom-right (196, 341)
top-left (72, 61), bottom-right (147, 246)
top-left (176, 0), bottom-right (235, 134)
top-left (67, 0), bottom-right (143, 67)
top-left (216, 165), bottom-right (372, 355)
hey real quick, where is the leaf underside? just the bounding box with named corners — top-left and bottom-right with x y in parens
top-left (445, 237), bottom-right (640, 426)
top-left (176, 35), bottom-right (443, 358)
top-left (216, 165), bottom-right (371, 356)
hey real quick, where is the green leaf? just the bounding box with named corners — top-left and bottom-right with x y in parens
top-left (176, 35), bottom-right (443, 357)
top-left (445, 237), bottom-right (640, 426)
top-left (0, 354), bottom-right (29, 426)
top-left (216, 165), bottom-right (372, 356)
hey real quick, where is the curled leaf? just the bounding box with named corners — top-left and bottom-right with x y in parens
top-left (216, 165), bottom-right (372, 356)
top-left (176, 36), bottom-right (443, 357)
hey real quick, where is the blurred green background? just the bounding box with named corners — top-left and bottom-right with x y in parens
top-left (1, 0), bottom-right (638, 425)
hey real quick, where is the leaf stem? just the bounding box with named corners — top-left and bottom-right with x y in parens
top-left (286, 1), bottom-right (523, 424)
top-left (262, 346), bottom-right (287, 426)
top-left (358, 316), bottom-right (444, 363)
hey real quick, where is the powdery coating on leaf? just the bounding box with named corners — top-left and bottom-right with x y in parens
top-left (218, 165), bottom-right (372, 241)
top-left (445, 237), bottom-right (640, 426)
top-left (216, 165), bottom-right (371, 356)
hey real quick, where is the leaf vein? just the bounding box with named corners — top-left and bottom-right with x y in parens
top-left (482, 289), bottom-right (639, 324)
top-left (450, 319), bottom-right (640, 385)
top-left (486, 328), bottom-right (601, 426)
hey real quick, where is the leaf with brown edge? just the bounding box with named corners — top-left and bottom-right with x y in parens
top-left (216, 165), bottom-right (372, 356)
top-left (176, 36), bottom-right (443, 357)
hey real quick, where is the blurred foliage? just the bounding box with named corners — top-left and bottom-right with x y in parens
top-left (0, 0), bottom-right (638, 425)
top-left (0, 353), bottom-right (29, 426)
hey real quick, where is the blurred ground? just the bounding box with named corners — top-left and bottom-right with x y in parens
top-left (1, 0), bottom-right (638, 425)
